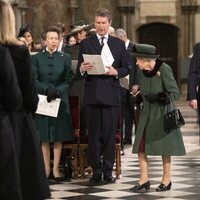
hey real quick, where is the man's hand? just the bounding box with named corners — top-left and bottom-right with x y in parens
top-left (104, 66), bottom-right (118, 76)
top-left (80, 61), bottom-right (93, 73)
top-left (188, 99), bottom-right (198, 109)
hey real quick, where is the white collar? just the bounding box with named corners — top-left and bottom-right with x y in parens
top-left (125, 39), bottom-right (130, 49)
top-left (46, 47), bottom-right (57, 54)
top-left (96, 33), bottom-right (109, 40)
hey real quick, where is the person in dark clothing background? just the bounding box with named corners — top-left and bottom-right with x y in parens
top-left (65, 21), bottom-right (90, 139)
top-left (187, 43), bottom-right (200, 109)
top-left (115, 28), bottom-right (140, 155)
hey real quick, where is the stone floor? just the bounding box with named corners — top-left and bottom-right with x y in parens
top-left (47, 88), bottom-right (200, 199)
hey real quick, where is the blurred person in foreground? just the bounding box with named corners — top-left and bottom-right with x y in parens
top-left (130, 43), bottom-right (186, 193)
top-left (0, 44), bottom-right (22, 200)
top-left (32, 25), bottom-right (74, 183)
top-left (77, 8), bottom-right (130, 184)
top-left (0, 1), bottom-right (50, 199)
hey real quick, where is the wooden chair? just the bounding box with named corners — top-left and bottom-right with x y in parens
top-left (78, 120), bottom-right (122, 179)
top-left (114, 128), bottom-right (121, 178)
top-left (62, 96), bottom-right (80, 179)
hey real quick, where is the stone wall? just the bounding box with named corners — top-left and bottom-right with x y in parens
top-left (16, 0), bottom-right (122, 41)
top-left (12, 0), bottom-right (200, 61)
top-left (23, 0), bottom-right (72, 41)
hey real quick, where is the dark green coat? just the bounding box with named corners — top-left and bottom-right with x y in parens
top-left (32, 50), bottom-right (74, 142)
top-left (132, 62), bottom-right (186, 156)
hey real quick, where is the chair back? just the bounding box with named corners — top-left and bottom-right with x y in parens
top-left (69, 96), bottom-right (80, 142)
top-left (69, 96), bottom-right (80, 129)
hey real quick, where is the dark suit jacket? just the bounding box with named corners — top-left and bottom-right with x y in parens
top-left (187, 43), bottom-right (200, 100)
top-left (77, 34), bottom-right (130, 106)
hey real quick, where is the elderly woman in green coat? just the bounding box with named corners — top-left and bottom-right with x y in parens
top-left (130, 44), bottom-right (186, 193)
top-left (32, 26), bottom-right (73, 183)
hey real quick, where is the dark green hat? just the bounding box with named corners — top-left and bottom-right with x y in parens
top-left (132, 43), bottom-right (160, 58)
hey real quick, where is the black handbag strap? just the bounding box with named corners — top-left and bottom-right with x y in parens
top-left (160, 70), bottom-right (178, 113)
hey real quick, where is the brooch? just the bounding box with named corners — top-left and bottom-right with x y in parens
top-left (156, 71), bottom-right (160, 77)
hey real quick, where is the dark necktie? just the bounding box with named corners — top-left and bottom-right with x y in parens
top-left (100, 37), bottom-right (105, 47)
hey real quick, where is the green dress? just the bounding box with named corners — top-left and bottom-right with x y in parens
top-left (132, 61), bottom-right (186, 156)
top-left (32, 50), bottom-right (74, 142)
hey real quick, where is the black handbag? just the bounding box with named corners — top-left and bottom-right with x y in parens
top-left (164, 94), bottom-right (185, 133)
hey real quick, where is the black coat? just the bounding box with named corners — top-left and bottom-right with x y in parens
top-left (7, 44), bottom-right (50, 200)
top-left (76, 35), bottom-right (129, 175)
top-left (77, 34), bottom-right (130, 106)
top-left (0, 45), bottom-right (22, 200)
top-left (187, 42), bottom-right (200, 100)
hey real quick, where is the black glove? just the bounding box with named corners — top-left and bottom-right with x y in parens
top-left (46, 87), bottom-right (59, 103)
top-left (129, 93), bottom-right (143, 105)
top-left (144, 92), bottom-right (170, 105)
top-left (158, 92), bottom-right (170, 105)
top-left (144, 93), bottom-right (159, 103)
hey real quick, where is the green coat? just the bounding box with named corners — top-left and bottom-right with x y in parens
top-left (32, 50), bottom-right (74, 142)
top-left (132, 62), bottom-right (186, 156)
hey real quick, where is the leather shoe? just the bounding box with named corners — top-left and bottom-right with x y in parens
top-left (89, 174), bottom-right (102, 184)
top-left (156, 181), bottom-right (172, 192)
top-left (53, 176), bottom-right (63, 184)
top-left (130, 181), bottom-right (150, 193)
top-left (104, 175), bottom-right (116, 184)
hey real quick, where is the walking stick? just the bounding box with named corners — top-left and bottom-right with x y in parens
top-left (130, 92), bottom-right (142, 134)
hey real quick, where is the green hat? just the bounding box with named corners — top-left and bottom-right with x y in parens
top-left (132, 43), bottom-right (160, 58)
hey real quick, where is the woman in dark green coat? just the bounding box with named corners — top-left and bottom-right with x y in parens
top-left (32, 26), bottom-right (73, 182)
top-left (130, 44), bottom-right (186, 193)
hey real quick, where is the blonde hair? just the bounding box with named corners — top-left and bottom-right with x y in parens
top-left (0, 0), bottom-right (19, 44)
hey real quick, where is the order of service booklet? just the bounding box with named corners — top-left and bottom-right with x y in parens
top-left (36, 94), bottom-right (61, 118)
top-left (83, 43), bottom-right (114, 75)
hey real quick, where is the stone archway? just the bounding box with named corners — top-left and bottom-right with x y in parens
top-left (138, 23), bottom-right (179, 81)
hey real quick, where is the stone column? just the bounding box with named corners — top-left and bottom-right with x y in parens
top-left (181, 0), bottom-right (199, 55)
top-left (117, 0), bottom-right (135, 40)
top-left (68, 0), bottom-right (78, 25)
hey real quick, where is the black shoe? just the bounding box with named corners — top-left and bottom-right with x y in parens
top-left (53, 176), bottom-right (64, 184)
top-left (120, 150), bottom-right (125, 156)
top-left (130, 181), bottom-right (150, 193)
top-left (89, 174), bottom-right (102, 184)
top-left (156, 182), bottom-right (172, 192)
top-left (104, 175), bottom-right (116, 184)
